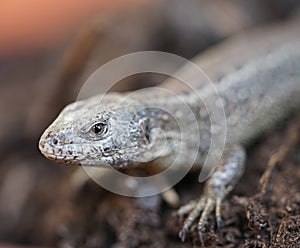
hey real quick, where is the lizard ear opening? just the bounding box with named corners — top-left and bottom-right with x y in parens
top-left (144, 120), bottom-right (151, 143)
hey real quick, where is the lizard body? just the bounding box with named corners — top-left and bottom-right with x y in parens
top-left (39, 16), bottom-right (300, 242)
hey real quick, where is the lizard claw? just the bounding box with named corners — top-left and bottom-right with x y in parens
top-left (178, 227), bottom-right (188, 242)
top-left (178, 194), bottom-right (222, 243)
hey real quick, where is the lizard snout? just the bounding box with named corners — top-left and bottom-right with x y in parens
top-left (39, 130), bottom-right (71, 160)
top-left (39, 130), bottom-right (66, 151)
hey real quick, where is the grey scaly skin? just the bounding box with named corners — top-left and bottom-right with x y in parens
top-left (39, 16), bottom-right (300, 243)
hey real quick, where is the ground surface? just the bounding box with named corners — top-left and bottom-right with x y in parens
top-left (0, 1), bottom-right (299, 247)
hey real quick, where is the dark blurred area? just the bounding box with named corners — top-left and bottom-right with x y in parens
top-left (0, 0), bottom-right (300, 247)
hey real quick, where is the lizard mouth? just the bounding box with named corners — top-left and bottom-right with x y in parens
top-left (39, 146), bottom-right (85, 166)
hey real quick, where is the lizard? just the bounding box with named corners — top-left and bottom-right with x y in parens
top-left (38, 15), bottom-right (300, 243)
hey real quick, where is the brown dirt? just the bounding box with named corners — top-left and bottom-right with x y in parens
top-left (0, 1), bottom-right (299, 247)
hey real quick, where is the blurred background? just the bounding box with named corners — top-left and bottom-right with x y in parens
top-left (0, 0), bottom-right (300, 247)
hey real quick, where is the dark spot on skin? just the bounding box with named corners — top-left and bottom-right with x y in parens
top-left (90, 147), bottom-right (98, 153)
top-left (104, 147), bottom-right (111, 152)
top-left (45, 131), bottom-right (52, 139)
top-left (132, 133), bottom-right (140, 139)
top-left (103, 146), bottom-right (115, 157)
top-left (68, 150), bottom-right (73, 155)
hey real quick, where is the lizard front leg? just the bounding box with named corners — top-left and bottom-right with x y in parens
top-left (178, 144), bottom-right (246, 242)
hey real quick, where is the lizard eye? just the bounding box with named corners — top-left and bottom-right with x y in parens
top-left (91, 123), bottom-right (107, 135)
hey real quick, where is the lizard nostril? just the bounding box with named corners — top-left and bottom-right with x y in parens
top-left (50, 133), bottom-right (66, 146)
top-left (51, 137), bottom-right (59, 146)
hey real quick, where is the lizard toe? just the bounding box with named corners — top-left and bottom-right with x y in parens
top-left (178, 195), bottom-right (223, 243)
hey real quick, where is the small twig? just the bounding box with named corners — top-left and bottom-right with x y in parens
top-left (26, 20), bottom-right (102, 137)
top-left (259, 120), bottom-right (299, 195)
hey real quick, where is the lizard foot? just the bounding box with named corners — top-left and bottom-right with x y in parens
top-left (178, 194), bottom-right (222, 243)
top-left (177, 145), bottom-right (246, 243)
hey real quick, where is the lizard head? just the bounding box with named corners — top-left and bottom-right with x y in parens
top-left (39, 93), bottom-right (174, 168)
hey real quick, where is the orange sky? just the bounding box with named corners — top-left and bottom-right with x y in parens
top-left (0, 0), bottom-right (150, 56)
